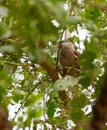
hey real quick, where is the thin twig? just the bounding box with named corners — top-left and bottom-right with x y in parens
top-left (0, 61), bottom-right (31, 66)
top-left (13, 78), bottom-right (46, 120)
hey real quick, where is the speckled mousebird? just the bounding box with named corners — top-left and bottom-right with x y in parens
top-left (59, 40), bottom-right (80, 76)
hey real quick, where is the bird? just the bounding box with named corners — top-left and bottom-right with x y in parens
top-left (59, 40), bottom-right (80, 76)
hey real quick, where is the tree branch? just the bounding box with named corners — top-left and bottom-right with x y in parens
top-left (0, 106), bottom-right (12, 130)
top-left (40, 57), bottom-right (70, 112)
top-left (90, 63), bottom-right (107, 130)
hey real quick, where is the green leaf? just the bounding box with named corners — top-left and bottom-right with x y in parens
top-left (85, 37), bottom-right (101, 56)
top-left (53, 76), bottom-right (78, 91)
top-left (0, 45), bottom-right (15, 53)
top-left (80, 76), bottom-right (92, 88)
top-left (71, 109), bottom-right (84, 123)
top-left (47, 99), bottom-right (56, 118)
top-left (80, 65), bottom-right (97, 88)
top-left (28, 107), bottom-right (43, 119)
top-left (6, 64), bottom-right (17, 74)
top-left (28, 108), bottom-right (37, 118)
top-left (78, 51), bottom-right (96, 67)
top-left (68, 16), bottom-right (82, 25)
top-left (12, 90), bottom-right (24, 103)
top-left (0, 6), bottom-right (8, 17)
top-left (71, 94), bottom-right (87, 109)
top-left (85, 5), bottom-right (101, 21)
top-left (24, 117), bottom-right (31, 127)
top-left (0, 69), bottom-right (12, 95)
top-left (35, 107), bottom-right (43, 118)
top-left (18, 116), bottom-right (23, 122)
top-left (24, 93), bottom-right (43, 106)
top-left (0, 23), bottom-right (10, 38)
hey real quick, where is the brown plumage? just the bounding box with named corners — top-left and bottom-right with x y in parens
top-left (59, 40), bottom-right (80, 76)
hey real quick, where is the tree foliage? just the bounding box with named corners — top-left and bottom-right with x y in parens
top-left (0, 0), bottom-right (107, 130)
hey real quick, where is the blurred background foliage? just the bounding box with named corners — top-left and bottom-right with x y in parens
top-left (0, 0), bottom-right (107, 129)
